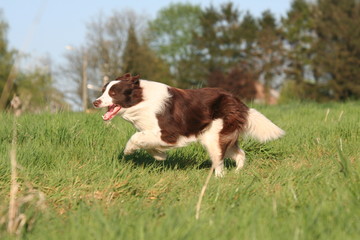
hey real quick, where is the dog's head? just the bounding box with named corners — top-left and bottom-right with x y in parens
top-left (93, 73), bottom-right (143, 121)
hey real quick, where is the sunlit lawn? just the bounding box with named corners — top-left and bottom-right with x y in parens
top-left (1, 102), bottom-right (359, 239)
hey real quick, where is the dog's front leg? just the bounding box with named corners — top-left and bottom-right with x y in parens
top-left (123, 137), bottom-right (139, 155)
top-left (123, 131), bottom-right (169, 156)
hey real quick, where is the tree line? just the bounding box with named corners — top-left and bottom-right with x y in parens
top-left (1, 0), bottom-right (360, 112)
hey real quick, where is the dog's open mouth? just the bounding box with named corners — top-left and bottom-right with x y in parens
top-left (102, 104), bottom-right (122, 121)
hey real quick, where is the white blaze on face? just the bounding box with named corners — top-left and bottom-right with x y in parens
top-left (96, 80), bottom-right (120, 107)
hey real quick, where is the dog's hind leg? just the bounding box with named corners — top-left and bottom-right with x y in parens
top-left (199, 119), bottom-right (225, 177)
top-left (201, 141), bottom-right (224, 177)
top-left (209, 148), bottom-right (225, 178)
top-left (225, 144), bottom-right (246, 172)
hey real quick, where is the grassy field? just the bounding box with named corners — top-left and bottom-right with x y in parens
top-left (0, 102), bottom-right (359, 239)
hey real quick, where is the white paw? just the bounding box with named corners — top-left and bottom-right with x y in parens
top-left (147, 149), bottom-right (167, 161)
top-left (235, 162), bottom-right (244, 172)
top-left (235, 158), bottom-right (245, 172)
top-left (153, 152), bottom-right (167, 161)
top-left (124, 142), bottom-right (137, 155)
top-left (123, 148), bottom-right (134, 155)
top-left (214, 168), bottom-right (225, 178)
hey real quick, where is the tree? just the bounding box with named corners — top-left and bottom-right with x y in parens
top-left (240, 12), bottom-right (259, 58)
top-left (148, 3), bottom-right (202, 87)
top-left (191, 2), bottom-right (246, 87)
top-left (0, 10), bottom-right (68, 112)
top-left (122, 24), bottom-right (139, 75)
top-left (190, 5), bottom-right (285, 94)
top-left (281, 0), bottom-right (319, 100)
top-left (207, 63), bottom-right (258, 101)
top-left (282, 0), bottom-right (315, 83)
top-left (62, 10), bottom-right (171, 109)
top-left (85, 11), bottom-right (135, 83)
top-left (59, 46), bottom-right (83, 108)
top-left (15, 59), bottom-right (68, 112)
top-left (61, 11), bottom-right (140, 109)
top-left (281, 0), bottom-right (360, 101)
top-left (255, 10), bottom-right (285, 92)
top-left (0, 10), bottom-right (16, 110)
top-left (122, 23), bottom-right (172, 84)
top-left (194, 3), bottom-right (243, 72)
top-left (312, 0), bottom-right (360, 100)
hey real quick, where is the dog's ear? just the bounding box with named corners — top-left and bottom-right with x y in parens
top-left (123, 73), bottom-right (131, 79)
top-left (131, 75), bottom-right (140, 87)
top-left (116, 73), bottom-right (132, 81)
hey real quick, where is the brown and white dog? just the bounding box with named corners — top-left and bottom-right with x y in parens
top-left (93, 73), bottom-right (285, 177)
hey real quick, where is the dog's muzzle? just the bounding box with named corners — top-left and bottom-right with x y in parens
top-left (93, 99), bottom-right (102, 108)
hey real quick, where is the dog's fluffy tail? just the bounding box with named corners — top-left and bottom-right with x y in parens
top-left (244, 108), bottom-right (285, 142)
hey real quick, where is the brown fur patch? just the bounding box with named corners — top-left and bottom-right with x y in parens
top-left (156, 87), bottom-right (249, 148)
top-left (108, 74), bottom-right (143, 108)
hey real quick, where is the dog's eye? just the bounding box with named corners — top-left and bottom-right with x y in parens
top-left (109, 90), bottom-right (116, 97)
top-left (123, 89), bottom-right (132, 95)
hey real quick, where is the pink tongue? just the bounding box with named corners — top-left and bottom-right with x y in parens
top-left (102, 105), bottom-right (121, 121)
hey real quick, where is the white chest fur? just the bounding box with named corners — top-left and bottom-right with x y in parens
top-left (120, 80), bottom-right (170, 132)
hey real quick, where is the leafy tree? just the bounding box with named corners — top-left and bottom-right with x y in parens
top-left (191, 3), bottom-right (284, 98)
top-left (122, 23), bottom-right (172, 84)
top-left (312, 0), bottom-right (360, 100)
top-left (281, 0), bottom-right (319, 100)
top-left (122, 24), bottom-right (139, 75)
top-left (194, 3), bottom-right (243, 72)
top-left (240, 12), bottom-right (259, 58)
top-left (281, 0), bottom-right (360, 101)
top-left (0, 10), bottom-right (16, 110)
top-left (148, 3), bottom-right (202, 87)
top-left (282, 0), bottom-right (315, 84)
top-left (255, 10), bottom-right (285, 92)
top-left (191, 2), bottom-right (247, 87)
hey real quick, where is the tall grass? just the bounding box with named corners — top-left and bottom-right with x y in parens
top-left (0, 102), bottom-right (359, 239)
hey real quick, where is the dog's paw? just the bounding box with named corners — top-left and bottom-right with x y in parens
top-left (123, 148), bottom-right (134, 155)
top-left (214, 166), bottom-right (225, 178)
top-left (153, 154), bottom-right (167, 161)
top-left (124, 142), bottom-right (137, 155)
top-left (147, 149), bottom-right (167, 161)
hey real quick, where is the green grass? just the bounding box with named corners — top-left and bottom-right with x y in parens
top-left (0, 102), bottom-right (359, 239)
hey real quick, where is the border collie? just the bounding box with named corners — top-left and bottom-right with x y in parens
top-left (93, 73), bottom-right (285, 177)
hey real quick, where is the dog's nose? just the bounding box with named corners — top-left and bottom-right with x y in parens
top-left (93, 99), bottom-right (102, 108)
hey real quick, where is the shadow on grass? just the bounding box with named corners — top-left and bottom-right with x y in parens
top-left (117, 150), bottom-right (208, 171)
top-left (117, 148), bottom-right (238, 172)
top-left (116, 140), bottom-right (283, 172)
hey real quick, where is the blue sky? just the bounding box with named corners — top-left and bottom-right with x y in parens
top-left (1, 0), bottom-right (292, 66)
